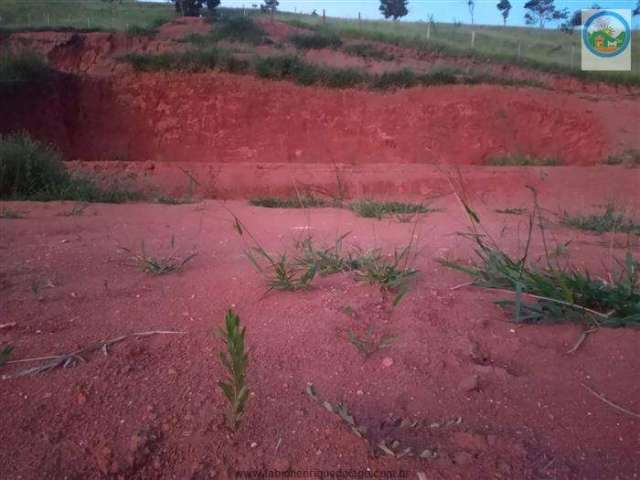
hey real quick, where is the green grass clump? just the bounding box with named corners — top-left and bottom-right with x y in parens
top-left (562, 206), bottom-right (640, 235)
top-left (603, 149), bottom-right (640, 167)
top-left (213, 16), bottom-right (266, 45)
top-left (289, 31), bottom-right (342, 50)
top-left (0, 133), bottom-right (140, 202)
top-left (249, 195), bottom-right (327, 208)
top-left (344, 43), bottom-right (394, 61)
top-left (124, 48), bottom-right (249, 73)
top-left (296, 233), bottom-right (360, 276)
top-left (0, 51), bottom-right (51, 87)
top-left (255, 54), bottom-right (366, 88)
top-left (355, 247), bottom-right (417, 304)
top-left (349, 199), bottom-right (431, 219)
top-left (218, 309), bottom-right (250, 431)
top-left (495, 208), bottom-right (527, 215)
top-left (487, 154), bottom-right (560, 166)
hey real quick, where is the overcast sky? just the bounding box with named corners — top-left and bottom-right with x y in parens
top-left (152, 0), bottom-right (639, 27)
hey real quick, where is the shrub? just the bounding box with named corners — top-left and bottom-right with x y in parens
top-left (0, 51), bottom-right (51, 86)
top-left (124, 48), bottom-right (248, 73)
top-left (289, 31), bottom-right (342, 50)
top-left (214, 16), bottom-right (266, 45)
top-left (603, 149), bottom-right (640, 167)
top-left (0, 133), bottom-right (139, 202)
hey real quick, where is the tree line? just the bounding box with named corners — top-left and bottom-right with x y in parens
top-left (172, 0), bottom-right (640, 30)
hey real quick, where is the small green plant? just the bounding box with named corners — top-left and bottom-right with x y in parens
top-left (0, 207), bottom-right (24, 219)
top-left (343, 43), bottom-right (394, 61)
top-left (218, 309), bottom-right (249, 431)
top-left (355, 247), bottom-right (417, 304)
top-left (296, 233), bottom-right (358, 276)
top-left (249, 195), bottom-right (327, 208)
top-left (344, 327), bottom-right (396, 358)
top-left (562, 205), bottom-right (640, 235)
top-left (122, 240), bottom-right (197, 275)
top-left (289, 31), bottom-right (343, 49)
top-left (487, 154), bottom-right (560, 166)
top-left (247, 248), bottom-right (317, 291)
top-left (349, 199), bottom-right (431, 219)
top-left (495, 207), bottom-right (527, 215)
top-left (0, 345), bottom-right (13, 368)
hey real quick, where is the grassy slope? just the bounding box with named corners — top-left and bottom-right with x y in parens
top-left (275, 11), bottom-right (640, 84)
top-left (0, 0), bottom-right (174, 31)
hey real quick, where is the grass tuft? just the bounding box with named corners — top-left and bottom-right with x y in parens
top-left (349, 199), bottom-right (431, 219)
top-left (495, 207), bottom-right (527, 215)
top-left (487, 154), bottom-right (560, 166)
top-left (603, 149), bottom-right (640, 168)
top-left (343, 326), bottom-right (396, 358)
top-left (124, 48), bottom-right (249, 73)
top-left (562, 205), bottom-right (640, 235)
top-left (0, 207), bottom-right (25, 219)
top-left (249, 195), bottom-right (327, 208)
top-left (213, 16), bottom-right (266, 45)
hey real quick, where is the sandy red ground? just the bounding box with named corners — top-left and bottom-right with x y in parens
top-left (1, 18), bottom-right (640, 480)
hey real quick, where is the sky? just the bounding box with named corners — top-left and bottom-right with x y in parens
top-left (213, 0), bottom-right (639, 27)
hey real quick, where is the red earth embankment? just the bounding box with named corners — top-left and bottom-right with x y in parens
top-left (0, 72), bottom-right (612, 166)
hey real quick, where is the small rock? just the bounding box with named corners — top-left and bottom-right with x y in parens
top-left (458, 374), bottom-right (479, 393)
top-left (382, 357), bottom-right (394, 368)
top-left (453, 451), bottom-right (474, 466)
top-left (250, 442), bottom-right (258, 448)
top-left (356, 389), bottom-right (364, 396)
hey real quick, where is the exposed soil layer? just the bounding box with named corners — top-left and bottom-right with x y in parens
top-left (1, 175), bottom-right (639, 479)
top-left (1, 72), bottom-right (628, 166)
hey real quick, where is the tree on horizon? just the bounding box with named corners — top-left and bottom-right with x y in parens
top-left (496, 0), bottom-right (512, 25)
top-left (524, 0), bottom-right (569, 28)
top-left (379, 0), bottom-right (409, 21)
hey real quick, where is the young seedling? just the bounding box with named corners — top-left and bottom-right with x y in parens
top-left (344, 326), bottom-right (397, 358)
top-left (218, 309), bottom-right (250, 431)
top-left (562, 205), bottom-right (640, 235)
top-left (355, 247), bottom-right (417, 305)
top-left (296, 233), bottom-right (358, 276)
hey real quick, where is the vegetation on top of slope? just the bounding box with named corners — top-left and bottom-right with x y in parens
top-left (288, 30), bottom-right (343, 49)
top-left (124, 49), bottom-right (542, 90)
top-left (0, 133), bottom-right (140, 202)
top-left (0, 0), bottom-right (174, 32)
top-left (278, 13), bottom-right (640, 87)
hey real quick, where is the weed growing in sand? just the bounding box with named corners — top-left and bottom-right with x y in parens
top-left (289, 30), bottom-right (343, 49)
top-left (218, 309), bottom-right (250, 431)
top-left (247, 249), bottom-right (317, 291)
top-left (349, 199), bottom-right (431, 219)
top-left (441, 193), bottom-right (640, 327)
top-left (562, 205), bottom-right (640, 235)
top-left (0, 207), bottom-right (24, 219)
top-left (355, 247), bottom-right (417, 304)
top-left (297, 233), bottom-right (360, 276)
top-left (495, 207), bottom-right (527, 215)
top-left (603, 149), bottom-right (640, 167)
top-left (0, 133), bottom-right (140, 202)
top-left (122, 240), bottom-right (197, 275)
top-left (487, 154), bottom-right (560, 166)
top-left (343, 43), bottom-right (394, 61)
top-left (249, 195), bottom-right (327, 208)
top-left (344, 327), bottom-right (397, 358)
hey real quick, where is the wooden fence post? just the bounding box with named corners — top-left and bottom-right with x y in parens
top-left (471, 31), bottom-right (476, 48)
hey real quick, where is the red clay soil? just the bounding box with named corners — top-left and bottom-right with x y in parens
top-left (1, 72), bottom-right (628, 167)
top-left (1, 176), bottom-right (639, 479)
